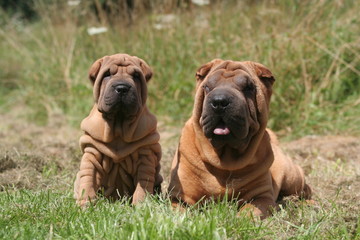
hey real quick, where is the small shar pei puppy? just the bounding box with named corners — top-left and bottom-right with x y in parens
top-left (168, 59), bottom-right (311, 218)
top-left (74, 53), bottom-right (162, 206)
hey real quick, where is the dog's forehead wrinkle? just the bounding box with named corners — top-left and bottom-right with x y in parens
top-left (207, 70), bottom-right (250, 87)
top-left (110, 66), bottom-right (132, 77)
top-left (108, 57), bottom-right (133, 68)
top-left (222, 71), bottom-right (235, 78)
top-left (209, 64), bottom-right (249, 80)
top-left (126, 66), bottom-right (138, 75)
top-left (215, 61), bottom-right (229, 70)
top-left (101, 58), bottom-right (137, 77)
top-left (206, 71), bottom-right (222, 85)
top-left (219, 61), bottom-right (247, 72)
top-left (109, 64), bottom-right (118, 75)
top-left (234, 74), bottom-right (251, 86)
top-left (226, 61), bottom-right (243, 70)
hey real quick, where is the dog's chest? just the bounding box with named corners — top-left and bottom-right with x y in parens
top-left (102, 154), bottom-right (139, 177)
top-left (201, 169), bottom-right (248, 197)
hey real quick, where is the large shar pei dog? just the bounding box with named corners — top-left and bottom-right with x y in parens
top-left (74, 53), bottom-right (162, 206)
top-left (168, 59), bottom-right (311, 218)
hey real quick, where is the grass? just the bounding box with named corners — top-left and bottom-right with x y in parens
top-left (1, 1), bottom-right (360, 239)
top-left (1, 190), bottom-right (358, 239)
top-left (0, 0), bottom-right (359, 137)
top-left (0, 129), bottom-right (359, 239)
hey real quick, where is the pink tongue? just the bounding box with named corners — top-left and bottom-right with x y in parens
top-left (213, 127), bottom-right (230, 135)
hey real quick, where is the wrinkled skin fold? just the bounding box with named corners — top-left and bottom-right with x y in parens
top-left (74, 54), bottom-right (162, 206)
top-left (168, 59), bottom-right (311, 218)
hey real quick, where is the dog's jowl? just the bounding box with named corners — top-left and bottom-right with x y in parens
top-left (74, 54), bottom-right (162, 206)
top-left (168, 59), bottom-right (311, 218)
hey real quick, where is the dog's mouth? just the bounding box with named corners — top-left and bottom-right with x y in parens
top-left (99, 106), bottom-right (138, 121)
top-left (202, 113), bottom-right (253, 149)
top-left (213, 120), bottom-right (231, 136)
top-left (98, 98), bottom-right (139, 121)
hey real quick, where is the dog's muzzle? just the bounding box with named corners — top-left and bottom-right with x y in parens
top-left (98, 79), bottom-right (139, 118)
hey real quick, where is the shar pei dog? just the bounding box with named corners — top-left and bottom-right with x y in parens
top-left (168, 59), bottom-right (311, 218)
top-left (74, 53), bottom-right (162, 206)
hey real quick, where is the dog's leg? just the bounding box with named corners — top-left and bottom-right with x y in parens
top-left (132, 152), bottom-right (156, 204)
top-left (240, 197), bottom-right (278, 219)
top-left (75, 147), bottom-right (104, 206)
top-left (281, 164), bottom-right (312, 199)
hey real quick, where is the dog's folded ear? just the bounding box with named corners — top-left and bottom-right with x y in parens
top-left (253, 62), bottom-right (275, 86)
top-left (88, 58), bottom-right (103, 85)
top-left (195, 59), bottom-right (223, 82)
top-left (138, 59), bottom-right (153, 82)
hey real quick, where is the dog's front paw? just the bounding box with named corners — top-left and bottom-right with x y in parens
top-left (76, 198), bottom-right (90, 208)
top-left (301, 183), bottom-right (312, 200)
top-left (132, 187), bottom-right (147, 205)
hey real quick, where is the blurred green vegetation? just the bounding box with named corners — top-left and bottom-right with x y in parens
top-left (0, 0), bottom-right (359, 138)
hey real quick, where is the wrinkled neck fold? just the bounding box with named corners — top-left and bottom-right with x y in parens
top-left (81, 104), bottom-right (157, 144)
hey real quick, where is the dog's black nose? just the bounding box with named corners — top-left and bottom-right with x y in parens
top-left (211, 95), bottom-right (230, 112)
top-left (113, 84), bottom-right (131, 94)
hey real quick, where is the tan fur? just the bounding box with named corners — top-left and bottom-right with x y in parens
top-left (168, 59), bottom-right (311, 218)
top-left (74, 54), bottom-right (162, 206)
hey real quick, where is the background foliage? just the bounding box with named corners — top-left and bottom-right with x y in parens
top-left (0, 0), bottom-right (359, 138)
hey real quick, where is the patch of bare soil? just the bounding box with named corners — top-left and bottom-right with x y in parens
top-left (283, 135), bottom-right (360, 235)
top-left (284, 135), bottom-right (360, 203)
top-left (0, 112), bottom-right (81, 191)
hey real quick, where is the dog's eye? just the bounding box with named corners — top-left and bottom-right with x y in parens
top-left (132, 71), bottom-right (141, 80)
top-left (103, 69), bottom-right (111, 78)
top-left (244, 84), bottom-right (255, 93)
top-left (203, 85), bottom-right (210, 93)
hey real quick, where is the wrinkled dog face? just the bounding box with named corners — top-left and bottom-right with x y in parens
top-left (89, 54), bottom-right (152, 120)
top-left (98, 67), bottom-right (142, 118)
top-left (197, 60), bottom-right (275, 149)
